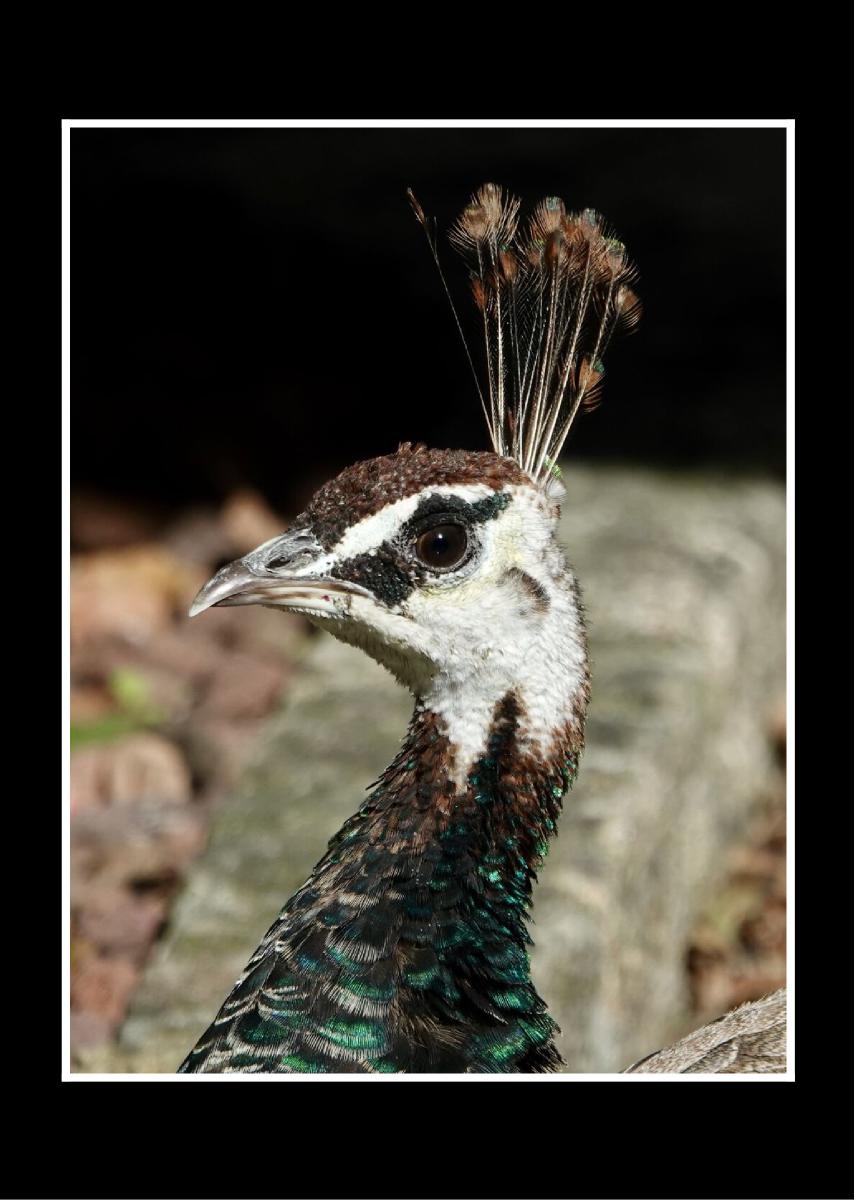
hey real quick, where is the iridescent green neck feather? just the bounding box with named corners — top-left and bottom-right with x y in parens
top-left (179, 694), bottom-right (582, 1074)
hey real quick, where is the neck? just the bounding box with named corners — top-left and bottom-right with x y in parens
top-left (179, 669), bottom-right (587, 1075)
top-left (373, 689), bottom-right (585, 910)
top-left (416, 559), bottom-right (589, 793)
top-left (296, 679), bottom-right (585, 1073)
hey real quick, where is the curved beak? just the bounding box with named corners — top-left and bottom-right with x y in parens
top-left (188, 528), bottom-right (371, 619)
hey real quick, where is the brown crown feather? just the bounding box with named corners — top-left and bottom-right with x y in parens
top-left (300, 443), bottom-right (528, 549)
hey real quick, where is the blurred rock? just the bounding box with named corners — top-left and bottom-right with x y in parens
top-left (71, 734), bottom-right (192, 813)
top-left (176, 718), bottom-right (262, 794)
top-left (72, 801), bottom-right (207, 892)
top-left (93, 467), bottom-right (784, 1074)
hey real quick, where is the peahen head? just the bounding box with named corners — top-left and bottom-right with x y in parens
top-left (190, 443), bottom-right (587, 787)
top-left (190, 184), bottom-right (640, 792)
top-left (179, 184), bottom-right (641, 1075)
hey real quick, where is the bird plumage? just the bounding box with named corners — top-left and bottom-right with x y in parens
top-left (625, 989), bottom-right (787, 1074)
top-left (179, 185), bottom-right (638, 1073)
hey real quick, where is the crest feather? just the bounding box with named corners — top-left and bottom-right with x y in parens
top-left (409, 184), bottom-right (641, 491)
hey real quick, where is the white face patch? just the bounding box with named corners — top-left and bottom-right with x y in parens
top-left (305, 482), bottom-right (588, 788)
top-left (404, 486), bottom-right (587, 786)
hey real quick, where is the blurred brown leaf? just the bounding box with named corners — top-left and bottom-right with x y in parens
top-left (70, 684), bottom-right (116, 723)
top-left (71, 956), bottom-right (139, 1027)
top-left (687, 772), bottom-right (786, 1023)
top-left (161, 507), bottom-right (234, 568)
top-left (71, 489), bottom-right (163, 551)
top-left (71, 545), bottom-right (206, 646)
top-left (198, 651), bottom-right (286, 720)
top-left (76, 891), bottom-right (168, 963)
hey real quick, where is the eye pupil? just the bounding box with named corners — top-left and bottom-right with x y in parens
top-left (415, 524), bottom-right (467, 569)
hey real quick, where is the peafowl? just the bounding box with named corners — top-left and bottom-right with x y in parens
top-left (179, 184), bottom-right (641, 1073)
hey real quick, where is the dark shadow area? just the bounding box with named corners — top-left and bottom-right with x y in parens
top-left (73, 126), bottom-right (785, 520)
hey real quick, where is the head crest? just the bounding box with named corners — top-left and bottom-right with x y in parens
top-left (408, 184), bottom-right (641, 491)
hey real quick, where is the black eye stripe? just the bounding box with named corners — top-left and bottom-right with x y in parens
top-left (326, 491), bottom-right (512, 607)
top-left (402, 490), bottom-right (511, 539)
top-left (406, 510), bottom-right (468, 539)
top-left (330, 550), bottom-right (414, 606)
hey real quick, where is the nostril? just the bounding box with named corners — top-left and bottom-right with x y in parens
top-left (266, 547), bottom-right (316, 572)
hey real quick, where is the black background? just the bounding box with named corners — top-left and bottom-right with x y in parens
top-left (20, 101), bottom-right (847, 1200)
top-left (73, 126), bottom-right (785, 519)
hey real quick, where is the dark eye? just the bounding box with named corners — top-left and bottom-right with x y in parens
top-left (414, 523), bottom-right (468, 570)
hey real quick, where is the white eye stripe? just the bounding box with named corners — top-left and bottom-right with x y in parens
top-left (328, 483), bottom-right (497, 561)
